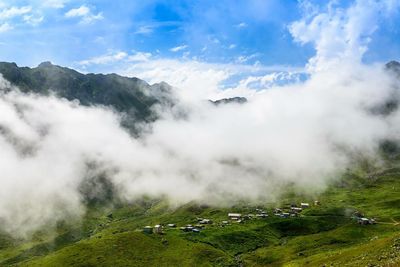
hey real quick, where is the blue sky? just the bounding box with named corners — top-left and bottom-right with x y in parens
top-left (0, 0), bottom-right (399, 94)
top-left (0, 0), bottom-right (311, 67)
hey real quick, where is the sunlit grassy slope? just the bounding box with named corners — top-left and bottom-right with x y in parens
top-left (0, 167), bottom-right (399, 266)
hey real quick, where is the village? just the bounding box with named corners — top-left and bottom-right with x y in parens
top-left (142, 200), bottom-right (377, 234)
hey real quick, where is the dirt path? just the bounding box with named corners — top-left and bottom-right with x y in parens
top-left (376, 218), bottom-right (399, 225)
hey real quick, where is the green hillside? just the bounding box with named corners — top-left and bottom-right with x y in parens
top-left (0, 164), bottom-right (398, 267)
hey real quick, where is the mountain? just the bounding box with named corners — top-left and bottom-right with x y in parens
top-left (0, 61), bottom-right (175, 123)
top-left (1, 60), bottom-right (399, 117)
top-left (210, 97), bottom-right (247, 105)
top-left (373, 60), bottom-right (400, 116)
top-left (386, 60), bottom-right (400, 76)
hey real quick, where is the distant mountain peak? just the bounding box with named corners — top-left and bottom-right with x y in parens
top-left (385, 60), bottom-right (400, 75)
top-left (386, 60), bottom-right (400, 67)
top-left (210, 97), bottom-right (247, 105)
top-left (37, 61), bottom-right (54, 68)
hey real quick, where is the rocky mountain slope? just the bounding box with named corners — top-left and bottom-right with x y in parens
top-left (0, 61), bottom-right (175, 123)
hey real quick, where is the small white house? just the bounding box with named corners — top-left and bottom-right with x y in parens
top-left (143, 226), bottom-right (153, 234)
top-left (183, 225), bottom-right (194, 232)
top-left (154, 225), bottom-right (163, 234)
top-left (301, 203), bottom-right (310, 209)
top-left (358, 218), bottom-right (376, 225)
top-left (274, 208), bottom-right (282, 214)
top-left (199, 219), bottom-right (212, 224)
top-left (291, 207), bottom-right (303, 212)
top-left (228, 213), bottom-right (242, 220)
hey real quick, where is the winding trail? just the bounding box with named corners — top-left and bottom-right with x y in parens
top-left (376, 218), bottom-right (399, 225)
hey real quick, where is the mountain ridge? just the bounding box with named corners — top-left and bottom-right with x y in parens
top-left (0, 61), bottom-right (175, 123)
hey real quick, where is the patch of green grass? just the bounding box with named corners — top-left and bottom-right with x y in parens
top-left (19, 231), bottom-right (233, 267)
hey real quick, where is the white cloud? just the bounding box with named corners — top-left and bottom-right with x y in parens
top-left (234, 72), bottom-right (305, 91)
top-left (0, 4), bottom-right (46, 28)
top-left (170, 44), bottom-right (188, 52)
top-left (122, 59), bottom-right (232, 100)
top-left (210, 37), bottom-right (220, 44)
top-left (118, 57), bottom-right (301, 101)
top-left (77, 51), bottom-right (153, 66)
top-left (78, 51), bottom-right (128, 66)
top-left (134, 25), bottom-right (154, 35)
top-left (23, 14), bottom-right (44, 26)
top-left (235, 22), bottom-right (247, 28)
top-left (236, 54), bottom-right (259, 63)
top-left (65, 5), bottom-right (89, 17)
top-left (0, 22), bottom-right (12, 32)
top-left (289, 0), bottom-right (400, 71)
top-left (41, 0), bottom-right (68, 9)
top-left (134, 21), bottom-right (181, 35)
top-left (228, 44), bottom-right (236, 49)
top-left (76, 50), bottom-right (302, 101)
top-left (65, 5), bottom-right (103, 24)
top-left (127, 52), bottom-right (152, 62)
top-left (0, 6), bottom-right (31, 20)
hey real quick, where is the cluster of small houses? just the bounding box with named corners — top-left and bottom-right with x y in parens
top-left (142, 200), bottom-right (377, 234)
top-left (144, 201), bottom-right (314, 234)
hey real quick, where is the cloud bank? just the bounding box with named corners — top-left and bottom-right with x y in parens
top-left (0, 61), bottom-right (399, 237)
top-left (0, 0), bottom-right (399, 237)
top-left (290, 0), bottom-right (400, 71)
